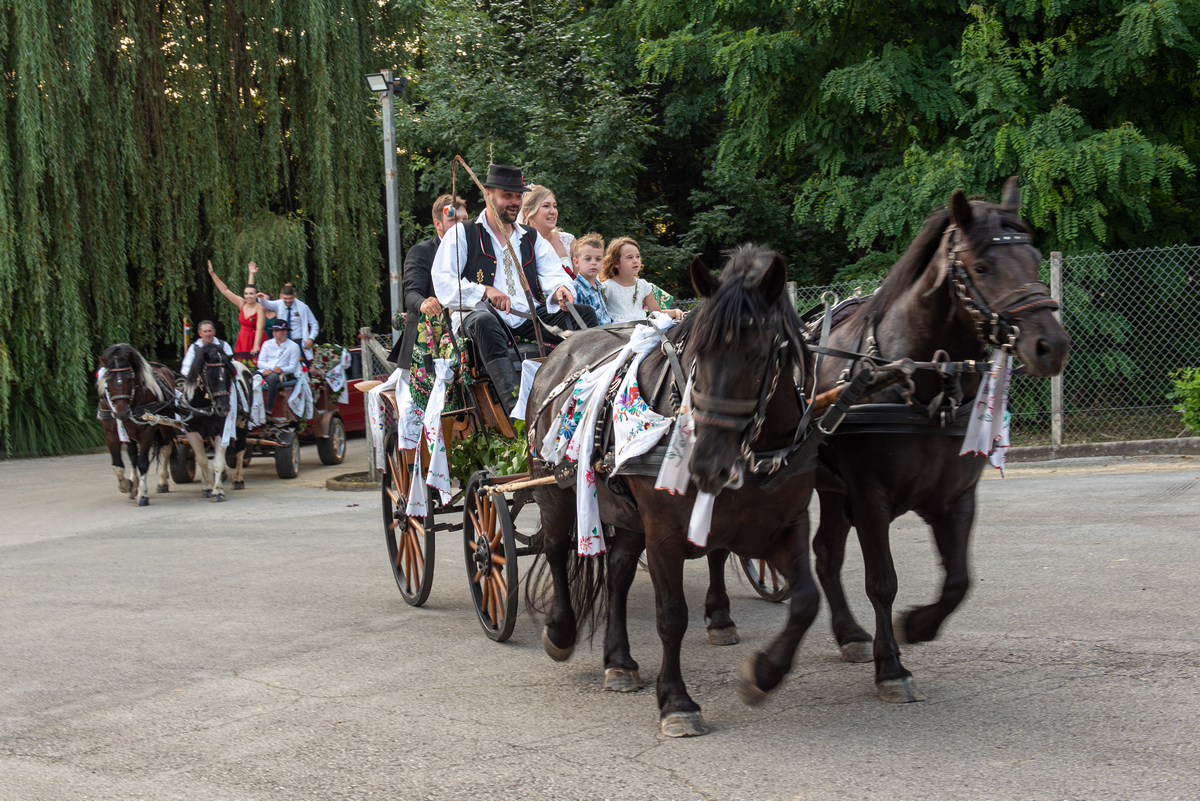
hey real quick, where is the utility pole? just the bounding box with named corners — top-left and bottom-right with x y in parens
top-left (365, 70), bottom-right (408, 341)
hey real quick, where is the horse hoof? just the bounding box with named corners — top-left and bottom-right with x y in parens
top-left (604, 668), bottom-right (643, 693)
top-left (541, 628), bottom-right (574, 662)
top-left (157, 484), bottom-right (169, 494)
top-left (840, 641), bottom-right (873, 663)
top-left (137, 497), bottom-right (149, 507)
top-left (215, 494), bottom-right (226, 503)
top-left (660, 711), bottom-right (709, 738)
top-left (202, 489), bottom-right (212, 498)
top-left (233, 481), bottom-right (245, 490)
top-left (707, 626), bottom-right (740, 646)
top-left (118, 479), bottom-right (132, 493)
top-left (876, 677), bottom-right (927, 704)
top-left (737, 658), bottom-right (770, 707)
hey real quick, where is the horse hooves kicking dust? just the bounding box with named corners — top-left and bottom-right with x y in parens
top-left (737, 658), bottom-right (771, 707)
top-left (840, 641), bottom-right (873, 663)
top-left (604, 668), bottom-right (643, 692)
top-left (707, 626), bottom-right (740, 646)
top-left (541, 628), bottom-right (574, 662)
top-left (137, 497), bottom-right (149, 507)
top-left (876, 677), bottom-right (927, 703)
top-left (660, 711), bottom-right (709, 738)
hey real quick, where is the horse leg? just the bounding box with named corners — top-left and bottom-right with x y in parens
top-left (646, 534), bottom-right (707, 737)
top-left (538, 500), bottom-right (579, 662)
top-left (899, 490), bottom-right (976, 644)
top-left (186, 432), bottom-right (213, 496)
top-left (738, 515), bottom-right (821, 705)
top-left (812, 489), bottom-right (872, 662)
top-left (126, 440), bottom-right (140, 499)
top-left (108, 437), bottom-right (132, 494)
top-left (704, 549), bottom-right (739, 646)
top-left (854, 503), bottom-right (925, 703)
top-left (603, 526), bottom-right (644, 692)
top-left (233, 430), bottom-right (246, 490)
top-left (135, 437), bottom-right (152, 507)
top-left (211, 441), bottom-right (227, 501)
top-left (156, 435), bottom-right (171, 493)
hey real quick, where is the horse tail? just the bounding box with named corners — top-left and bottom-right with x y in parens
top-left (524, 523), bottom-right (608, 643)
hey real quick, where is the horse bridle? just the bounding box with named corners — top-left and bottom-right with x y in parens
top-left (689, 314), bottom-right (798, 482)
top-left (946, 227), bottom-right (1059, 351)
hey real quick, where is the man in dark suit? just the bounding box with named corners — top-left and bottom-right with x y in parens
top-left (390, 194), bottom-right (468, 364)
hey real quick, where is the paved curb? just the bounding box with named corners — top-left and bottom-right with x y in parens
top-left (325, 471), bottom-right (381, 492)
top-left (1009, 437), bottom-right (1200, 462)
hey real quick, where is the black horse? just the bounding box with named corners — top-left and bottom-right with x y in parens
top-left (181, 343), bottom-right (249, 501)
top-left (706, 178), bottom-right (1071, 703)
top-left (526, 244), bottom-right (818, 736)
top-left (97, 344), bottom-right (178, 506)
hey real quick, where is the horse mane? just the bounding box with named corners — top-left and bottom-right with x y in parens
top-left (98, 343), bottom-right (164, 401)
top-left (859, 200), bottom-right (1032, 322)
top-left (688, 243), bottom-right (805, 356)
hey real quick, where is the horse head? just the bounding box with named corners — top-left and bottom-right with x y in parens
top-left (684, 244), bottom-right (800, 494)
top-left (188, 344), bottom-right (235, 417)
top-left (940, 178), bottom-right (1070, 376)
top-left (98, 344), bottom-right (162, 421)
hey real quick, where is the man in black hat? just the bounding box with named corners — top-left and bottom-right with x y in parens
top-left (430, 164), bottom-right (597, 412)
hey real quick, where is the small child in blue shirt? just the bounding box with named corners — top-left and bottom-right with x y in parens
top-left (570, 232), bottom-right (612, 324)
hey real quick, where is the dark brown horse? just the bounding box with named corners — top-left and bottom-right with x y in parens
top-left (97, 344), bottom-right (178, 506)
top-left (705, 178), bottom-right (1071, 703)
top-left (526, 244), bottom-right (817, 736)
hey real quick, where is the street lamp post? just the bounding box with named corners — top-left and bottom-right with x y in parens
top-left (364, 69), bottom-right (407, 482)
top-left (364, 69), bottom-right (408, 341)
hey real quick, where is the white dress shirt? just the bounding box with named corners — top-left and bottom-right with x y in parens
top-left (181, 337), bottom-right (233, 376)
top-left (258, 297), bottom-right (319, 359)
top-left (256, 337), bottom-right (301, 377)
top-left (431, 213), bottom-right (572, 331)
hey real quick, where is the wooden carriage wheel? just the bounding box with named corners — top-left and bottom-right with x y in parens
top-left (740, 557), bottom-right (789, 603)
top-left (382, 432), bottom-right (436, 607)
top-left (463, 470), bottom-right (519, 642)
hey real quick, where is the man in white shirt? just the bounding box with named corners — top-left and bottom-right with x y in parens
top-left (181, 320), bottom-right (234, 377)
top-left (257, 283), bottom-right (319, 364)
top-left (430, 164), bottom-right (597, 411)
top-left (256, 319), bottom-right (302, 415)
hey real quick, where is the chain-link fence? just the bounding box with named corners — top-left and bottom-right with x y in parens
top-left (672, 244), bottom-right (1199, 446)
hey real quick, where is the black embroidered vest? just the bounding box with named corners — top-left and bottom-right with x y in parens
top-left (461, 220), bottom-right (544, 304)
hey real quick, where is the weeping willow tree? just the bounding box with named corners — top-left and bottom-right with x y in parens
top-left (0, 0), bottom-right (418, 455)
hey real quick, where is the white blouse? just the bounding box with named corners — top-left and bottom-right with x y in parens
top-left (602, 277), bottom-right (653, 323)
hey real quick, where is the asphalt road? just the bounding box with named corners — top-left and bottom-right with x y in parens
top-left (2, 444), bottom-right (1198, 800)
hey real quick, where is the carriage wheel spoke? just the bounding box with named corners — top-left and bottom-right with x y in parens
top-left (491, 554), bottom-right (506, 567)
top-left (408, 527), bottom-right (425, 574)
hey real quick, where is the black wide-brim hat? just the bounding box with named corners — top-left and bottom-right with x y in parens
top-left (483, 164), bottom-right (529, 194)
top-left (271, 319), bottom-right (289, 330)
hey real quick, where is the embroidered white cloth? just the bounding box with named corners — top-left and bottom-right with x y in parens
top-left (959, 350), bottom-right (1014, 473)
top-left (325, 348), bottom-right (352, 404)
top-left (368, 369), bottom-right (405, 470)
top-left (511, 359), bottom-right (542, 422)
top-left (250, 374), bottom-right (266, 427)
top-left (396, 377), bottom-right (423, 449)
top-left (408, 358), bottom-right (454, 515)
top-left (612, 338), bottom-right (674, 470)
top-left (652, 376), bottom-right (718, 547)
top-left (287, 371), bottom-right (314, 420)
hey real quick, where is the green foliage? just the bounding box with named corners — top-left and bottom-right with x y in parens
top-left (1169, 368), bottom-right (1200, 432)
top-left (630, 0), bottom-right (1200, 280)
top-left (0, 0), bottom-right (417, 455)
top-left (447, 420), bottom-right (529, 487)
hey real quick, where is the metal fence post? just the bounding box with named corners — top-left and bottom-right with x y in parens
top-left (361, 326), bottom-right (378, 482)
top-left (1050, 252), bottom-right (1064, 453)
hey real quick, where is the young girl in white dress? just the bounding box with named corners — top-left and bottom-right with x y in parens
top-left (600, 237), bottom-right (683, 324)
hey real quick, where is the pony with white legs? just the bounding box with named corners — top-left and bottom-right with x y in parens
top-left (180, 343), bottom-right (249, 501)
top-left (97, 344), bottom-right (177, 506)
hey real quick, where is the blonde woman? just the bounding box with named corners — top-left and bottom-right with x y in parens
top-left (520, 185), bottom-right (575, 276)
top-left (599, 237), bottom-right (682, 323)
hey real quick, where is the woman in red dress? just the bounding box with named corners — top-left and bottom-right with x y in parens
top-left (207, 260), bottom-right (266, 355)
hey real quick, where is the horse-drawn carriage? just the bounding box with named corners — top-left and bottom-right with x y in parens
top-left (167, 353), bottom-right (351, 485)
